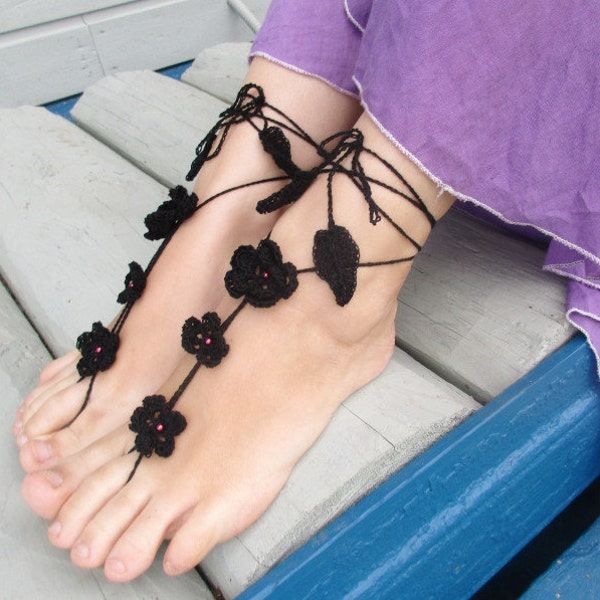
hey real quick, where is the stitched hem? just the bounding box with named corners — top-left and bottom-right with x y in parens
top-left (344, 0), bottom-right (365, 34)
top-left (249, 51), bottom-right (360, 99)
top-left (566, 308), bottom-right (600, 379)
top-left (544, 266), bottom-right (600, 291)
top-left (354, 75), bottom-right (600, 271)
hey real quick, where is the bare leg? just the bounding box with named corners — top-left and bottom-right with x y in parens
top-left (23, 112), bottom-right (454, 581)
top-left (15, 58), bottom-right (362, 473)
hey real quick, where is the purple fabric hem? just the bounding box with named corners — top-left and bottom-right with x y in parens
top-left (248, 51), bottom-right (360, 99)
top-left (568, 310), bottom-right (600, 379)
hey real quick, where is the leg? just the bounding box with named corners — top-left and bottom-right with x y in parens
top-left (28, 112), bottom-right (454, 580)
top-left (15, 58), bottom-right (362, 473)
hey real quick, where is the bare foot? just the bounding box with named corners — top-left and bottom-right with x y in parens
top-left (22, 115), bottom-right (454, 580)
top-left (14, 59), bottom-right (361, 474)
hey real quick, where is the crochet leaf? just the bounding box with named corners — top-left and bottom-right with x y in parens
top-left (313, 225), bottom-right (360, 306)
top-left (259, 126), bottom-right (297, 175)
top-left (256, 172), bottom-right (315, 214)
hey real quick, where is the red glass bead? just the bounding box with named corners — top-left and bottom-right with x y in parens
top-left (262, 271), bottom-right (269, 279)
top-left (95, 346), bottom-right (102, 353)
top-left (155, 423), bottom-right (164, 432)
top-left (204, 338), bottom-right (212, 346)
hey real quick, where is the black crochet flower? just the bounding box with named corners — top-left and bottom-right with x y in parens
top-left (144, 185), bottom-right (197, 240)
top-left (181, 312), bottom-right (229, 367)
top-left (225, 239), bottom-right (298, 307)
top-left (117, 261), bottom-right (146, 304)
top-left (129, 395), bottom-right (187, 458)
top-left (76, 321), bottom-right (120, 378)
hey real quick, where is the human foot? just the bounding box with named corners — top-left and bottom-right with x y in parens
top-left (23, 117), bottom-right (454, 580)
top-left (15, 69), bottom-right (359, 473)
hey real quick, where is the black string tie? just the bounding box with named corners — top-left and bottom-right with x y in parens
top-left (124, 125), bottom-right (439, 480)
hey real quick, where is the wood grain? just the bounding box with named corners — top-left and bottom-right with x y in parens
top-left (0, 106), bottom-right (164, 355)
top-left (71, 70), bottom-right (227, 187)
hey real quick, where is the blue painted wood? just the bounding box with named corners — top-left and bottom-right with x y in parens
top-left (157, 60), bottom-right (193, 80)
top-left (237, 336), bottom-right (600, 600)
top-left (43, 95), bottom-right (80, 122)
top-left (521, 515), bottom-right (600, 599)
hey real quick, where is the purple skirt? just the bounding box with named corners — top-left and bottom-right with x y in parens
top-left (251, 0), bottom-right (600, 377)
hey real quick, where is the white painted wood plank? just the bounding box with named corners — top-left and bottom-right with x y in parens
top-left (0, 0), bottom-right (255, 106)
top-left (0, 0), bottom-right (136, 34)
top-left (237, 0), bottom-right (272, 23)
top-left (181, 42), bottom-right (252, 103)
top-left (85, 0), bottom-right (253, 76)
top-left (0, 284), bottom-right (212, 599)
top-left (0, 18), bottom-right (104, 107)
top-left (396, 209), bottom-right (574, 402)
top-left (0, 106), bottom-right (165, 356)
top-left (201, 348), bottom-right (477, 598)
top-left (71, 70), bottom-right (227, 187)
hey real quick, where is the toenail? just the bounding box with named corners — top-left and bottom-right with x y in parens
top-left (74, 541), bottom-right (90, 559)
top-left (48, 521), bottom-right (62, 537)
top-left (107, 557), bottom-right (126, 574)
top-left (14, 418), bottom-right (22, 432)
top-left (42, 470), bottom-right (63, 488)
top-left (33, 440), bottom-right (53, 462)
top-left (16, 434), bottom-right (28, 447)
top-left (164, 560), bottom-right (181, 576)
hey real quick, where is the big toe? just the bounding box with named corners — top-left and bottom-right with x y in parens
top-left (21, 470), bottom-right (69, 519)
top-left (22, 380), bottom-right (88, 441)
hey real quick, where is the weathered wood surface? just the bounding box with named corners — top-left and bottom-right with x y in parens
top-left (0, 283), bottom-right (212, 599)
top-left (0, 0), bottom-right (259, 107)
top-left (397, 210), bottom-right (573, 402)
top-left (71, 70), bottom-right (227, 187)
top-left (73, 63), bottom-right (574, 404)
top-left (0, 18), bottom-right (106, 108)
top-left (0, 104), bottom-right (477, 598)
top-left (181, 42), bottom-right (253, 103)
top-left (0, 0), bottom-right (136, 34)
top-left (0, 106), bottom-right (162, 356)
top-left (83, 0), bottom-right (253, 75)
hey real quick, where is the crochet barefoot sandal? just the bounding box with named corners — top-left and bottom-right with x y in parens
top-left (73, 84), bottom-right (325, 421)
top-left (124, 126), bottom-right (437, 481)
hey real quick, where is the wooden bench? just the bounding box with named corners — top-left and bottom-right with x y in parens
top-left (1, 42), bottom-right (598, 599)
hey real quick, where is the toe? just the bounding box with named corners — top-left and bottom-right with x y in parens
top-left (38, 350), bottom-right (79, 385)
top-left (69, 476), bottom-right (164, 572)
top-left (22, 378), bottom-right (88, 440)
top-left (103, 497), bottom-right (189, 581)
top-left (162, 501), bottom-right (225, 576)
top-left (21, 470), bottom-right (66, 519)
top-left (23, 361), bottom-right (79, 413)
top-left (22, 426), bottom-right (131, 519)
top-left (19, 437), bottom-right (56, 471)
top-left (50, 452), bottom-right (136, 550)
